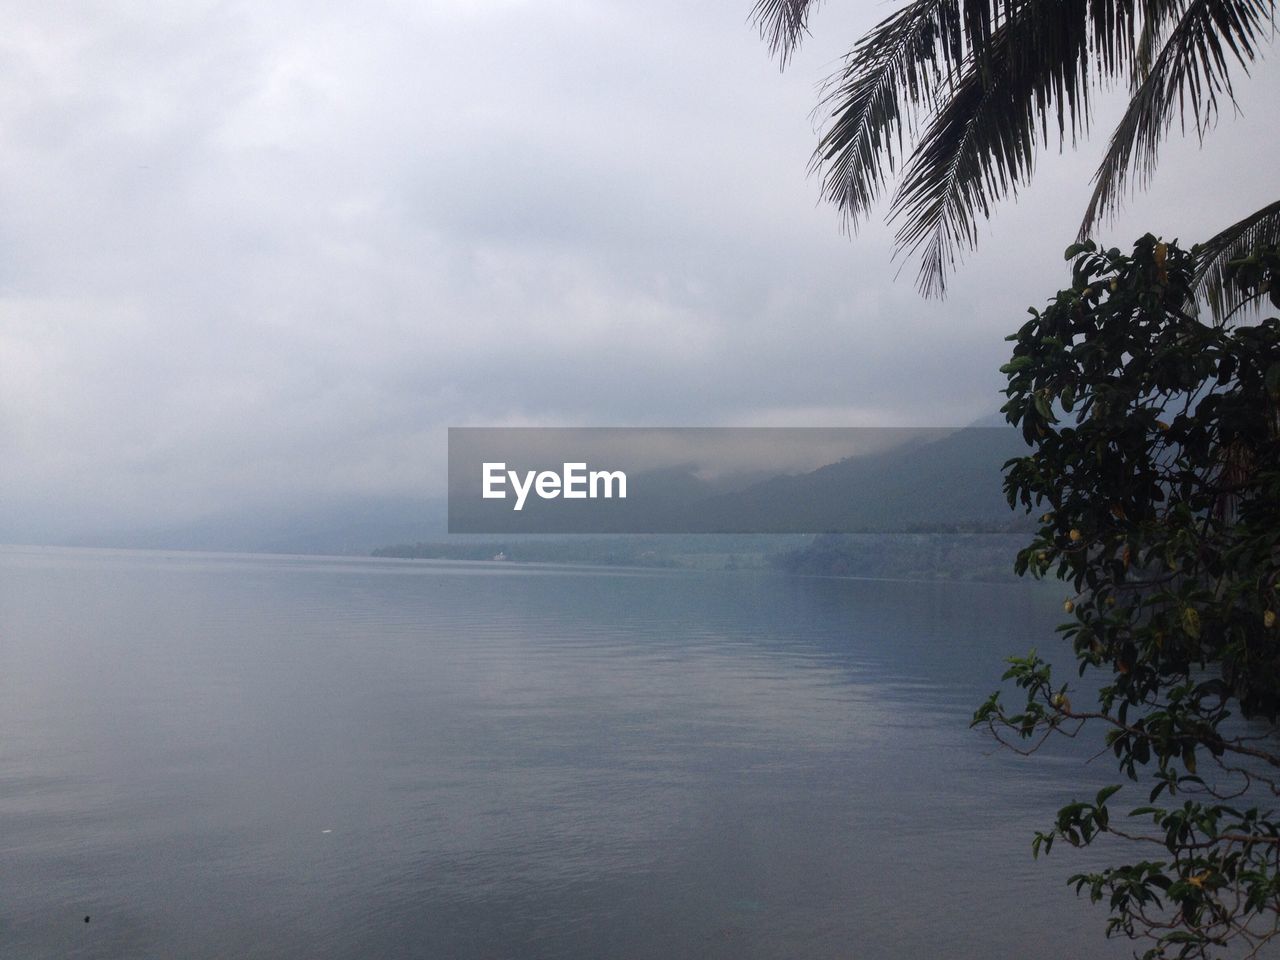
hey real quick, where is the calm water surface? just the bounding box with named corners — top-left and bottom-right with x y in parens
top-left (0, 547), bottom-right (1127, 959)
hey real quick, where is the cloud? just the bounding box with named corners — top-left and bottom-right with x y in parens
top-left (2, 0), bottom-right (1278, 538)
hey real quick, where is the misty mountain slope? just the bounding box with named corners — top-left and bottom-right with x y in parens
top-left (685, 427), bottom-right (1029, 532)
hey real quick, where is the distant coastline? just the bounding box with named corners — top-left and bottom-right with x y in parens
top-left (372, 531), bottom-right (1033, 582)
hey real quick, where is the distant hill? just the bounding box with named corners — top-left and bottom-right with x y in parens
top-left (687, 425), bottom-right (1029, 533)
top-left (448, 425), bottom-right (1033, 534)
top-left (19, 422), bottom-right (1030, 555)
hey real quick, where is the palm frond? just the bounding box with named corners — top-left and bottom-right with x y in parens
top-left (888, 67), bottom-right (1014, 296)
top-left (1079, 0), bottom-right (1275, 238)
top-left (811, 0), bottom-right (1138, 244)
top-left (1193, 199), bottom-right (1280, 320)
top-left (750, 0), bottom-right (824, 66)
top-left (888, 0), bottom-right (1100, 296)
top-left (810, 0), bottom-right (960, 230)
top-left (757, 0), bottom-right (1275, 295)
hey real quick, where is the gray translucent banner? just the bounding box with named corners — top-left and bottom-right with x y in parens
top-left (447, 426), bottom-right (1027, 534)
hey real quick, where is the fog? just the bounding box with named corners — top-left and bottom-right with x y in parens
top-left (2, 0), bottom-right (1277, 544)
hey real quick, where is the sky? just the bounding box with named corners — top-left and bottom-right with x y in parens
top-left (2, 0), bottom-right (1278, 541)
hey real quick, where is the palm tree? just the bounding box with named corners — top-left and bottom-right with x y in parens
top-left (752, 0), bottom-right (1278, 311)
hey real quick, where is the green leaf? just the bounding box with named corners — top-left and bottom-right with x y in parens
top-left (1181, 607), bottom-right (1201, 640)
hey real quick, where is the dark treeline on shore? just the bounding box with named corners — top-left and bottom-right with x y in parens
top-left (373, 531), bottom-right (1031, 582)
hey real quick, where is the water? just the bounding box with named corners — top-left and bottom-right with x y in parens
top-left (0, 546), bottom-right (1127, 959)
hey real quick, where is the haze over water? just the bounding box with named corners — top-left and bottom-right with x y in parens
top-left (0, 546), bottom-right (1126, 959)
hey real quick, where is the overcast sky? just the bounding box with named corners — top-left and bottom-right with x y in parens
top-left (2, 0), bottom-right (1278, 538)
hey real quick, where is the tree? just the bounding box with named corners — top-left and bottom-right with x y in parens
top-left (751, 0), bottom-right (1279, 306)
top-left (752, 4), bottom-right (1280, 956)
top-left (972, 235), bottom-right (1280, 957)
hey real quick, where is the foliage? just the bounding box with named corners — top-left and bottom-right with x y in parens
top-left (1195, 202), bottom-right (1280, 321)
top-left (770, 531), bottom-right (1030, 581)
top-left (751, 0), bottom-right (1276, 298)
top-left (974, 234), bottom-right (1280, 958)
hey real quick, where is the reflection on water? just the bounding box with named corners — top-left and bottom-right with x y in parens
top-left (0, 547), bottom-right (1125, 959)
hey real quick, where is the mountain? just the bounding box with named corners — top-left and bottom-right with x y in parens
top-left (448, 425), bottom-right (1031, 534)
top-left (686, 425), bottom-right (1028, 533)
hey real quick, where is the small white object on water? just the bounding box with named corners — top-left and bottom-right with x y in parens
top-left (321, 829), bottom-right (332, 834)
